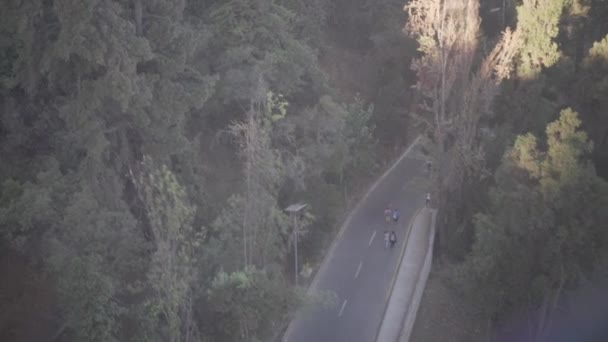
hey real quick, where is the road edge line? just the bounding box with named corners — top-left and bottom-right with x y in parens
top-left (281, 135), bottom-right (422, 342)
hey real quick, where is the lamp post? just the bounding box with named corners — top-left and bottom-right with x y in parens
top-left (285, 202), bottom-right (307, 286)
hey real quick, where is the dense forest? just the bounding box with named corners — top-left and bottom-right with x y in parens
top-left (1, 0), bottom-right (608, 342)
top-left (406, 0), bottom-right (608, 340)
top-left (0, 1), bottom-right (413, 341)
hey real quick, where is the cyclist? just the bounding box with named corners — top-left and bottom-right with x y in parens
top-left (389, 231), bottom-right (397, 248)
top-left (392, 209), bottom-right (400, 223)
top-left (384, 205), bottom-right (392, 224)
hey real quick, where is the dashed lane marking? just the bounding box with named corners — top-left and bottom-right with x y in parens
top-left (338, 300), bottom-right (348, 317)
top-left (368, 230), bottom-right (377, 246)
top-left (354, 261), bottom-right (363, 279)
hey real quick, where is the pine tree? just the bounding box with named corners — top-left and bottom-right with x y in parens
top-left (462, 109), bottom-right (608, 339)
top-left (515, 0), bottom-right (565, 78)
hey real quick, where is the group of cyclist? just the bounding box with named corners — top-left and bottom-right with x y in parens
top-left (383, 205), bottom-right (399, 248)
top-left (382, 192), bottom-right (430, 248)
top-left (381, 160), bottom-right (433, 249)
top-left (383, 205), bottom-right (400, 224)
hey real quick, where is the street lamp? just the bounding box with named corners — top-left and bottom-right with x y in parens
top-left (285, 202), bottom-right (307, 286)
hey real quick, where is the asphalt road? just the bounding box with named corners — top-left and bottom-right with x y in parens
top-left (284, 141), bottom-right (428, 342)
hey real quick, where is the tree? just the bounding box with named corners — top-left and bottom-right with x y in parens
top-left (575, 34), bottom-right (608, 169)
top-left (204, 267), bottom-right (300, 342)
top-left (328, 96), bottom-right (377, 201)
top-left (0, 0), bottom-right (440, 340)
top-left (515, 0), bottom-right (565, 78)
top-left (559, 0), bottom-right (591, 70)
top-left (0, 28), bottom-right (21, 91)
top-left (404, 0), bottom-right (520, 257)
top-left (223, 91), bottom-right (289, 269)
top-left (51, 255), bottom-right (123, 342)
top-left (461, 109), bottom-right (608, 340)
top-left (405, 0), bottom-right (518, 188)
top-left (132, 157), bottom-right (204, 342)
top-left (47, 176), bottom-right (146, 341)
top-left (208, 0), bottom-right (320, 102)
top-left (450, 28), bottom-right (520, 185)
top-left (279, 0), bottom-right (330, 47)
top-left (405, 0), bottom-right (478, 163)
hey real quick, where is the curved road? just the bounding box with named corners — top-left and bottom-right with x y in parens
top-left (284, 138), bottom-right (428, 342)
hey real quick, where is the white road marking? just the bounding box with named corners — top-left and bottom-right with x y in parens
top-left (368, 230), bottom-right (377, 246)
top-left (338, 299), bottom-right (348, 317)
top-left (354, 261), bottom-right (363, 279)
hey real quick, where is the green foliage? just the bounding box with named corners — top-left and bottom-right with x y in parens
top-left (223, 92), bottom-right (291, 269)
top-left (0, 178), bottom-right (50, 251)
top-left (297, 95), bottom-right (376, 184)
top-left (585, 34), bottom-right (608, 66)
top-left (342, 96), bottom-right (377, 174)
top-left (516, 0), bottom-right (565, 78)
top-left (212, 193), bottom-right (289, 272)
top-left (566, 33), bottom-right (608, 173)
top-left (204, 267), bottom-right (301, 342)
top-left (0, 0), bottom-right (403, 341)
top-left (136, 157), bottom-right (204, 342)
top-left (46, 182), bottom-right (146, 340)
top-left (0, 160), bottom-right (65, 253)
top-left (461, 109), bottom-right (608, 321)
top-left (52, 256), bottom-right (122, 342)
top-left (0, 0), bottom-right (44, 93)
top-left (209, 0), bottom-right (321, 100)
top-left (279, 0), bottom-right (330, 46)
top-left (325, 95), bottom-right (377, 185)
top-left (263, 92), bottom-right (288, 128)
top-left (580, 34), bottom-right (608, 104)
top-left (0, 30), bottom-right (21, 89)
top-left (444, 0), bottom-right (608, 335)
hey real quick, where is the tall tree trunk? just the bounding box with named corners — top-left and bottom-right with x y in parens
top-left (502, 0), bottom-right (507, 28)
top-left (527, 294), bottom-right (535, 341)
top-left (535, 295), bottom-right (550, 342)
top-left (543, 264), bottom-right (565, 340)
top-left (243, 108), bottom-right (254, 268)
top-left (133, 0), bottom-right (143, 36)
top-left (485, 317), bottom-right (492, 342)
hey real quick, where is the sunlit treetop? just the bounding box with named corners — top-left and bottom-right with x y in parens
top-left (516, 0), bottom-right (565, 79)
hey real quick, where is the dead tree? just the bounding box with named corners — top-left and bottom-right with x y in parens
top-left (405, 0), bottom-right (520, 257)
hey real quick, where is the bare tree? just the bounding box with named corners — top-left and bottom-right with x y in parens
top-left (405, 0), bottom-right (481, 195)
top-left (404, 0), bottom-right (520, 257)
top-left (229, 86), bottom-right (287, 269)
top-left (450, 28), bottom-right (520, 191)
